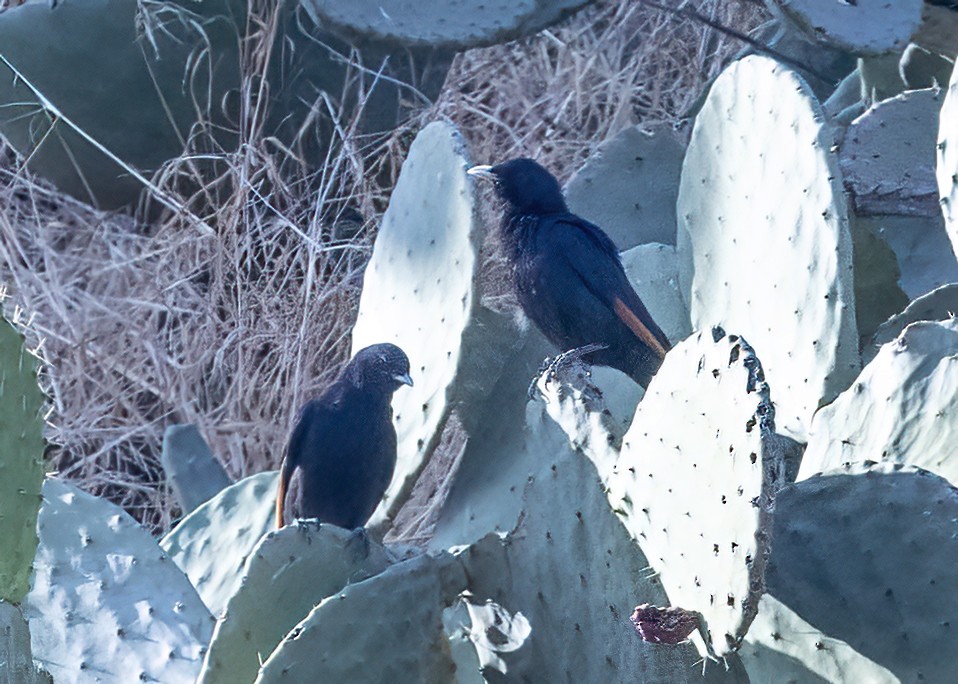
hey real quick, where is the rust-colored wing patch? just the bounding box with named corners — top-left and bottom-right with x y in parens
top-left (613, 297), bottom-right (668, 359)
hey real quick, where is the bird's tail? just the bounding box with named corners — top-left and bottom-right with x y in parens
top-left (275, 473), bottom-right (287, 529)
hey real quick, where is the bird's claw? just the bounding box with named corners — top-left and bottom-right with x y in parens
top-left (528, 343), bottom-right (608, 400)
top-left (527, 356), bottom-right (555, 400)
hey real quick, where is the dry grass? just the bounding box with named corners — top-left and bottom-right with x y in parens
top-left (0, 0), bottom-right (767, 532)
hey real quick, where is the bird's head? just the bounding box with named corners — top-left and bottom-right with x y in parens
top-left (468, 158), bottom-right (567, 215)
top-left (345, 343), bottom-right (414, 393)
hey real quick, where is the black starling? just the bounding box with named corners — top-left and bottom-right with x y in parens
top-left (468, 158), bottom-right (671, 387)
top-left (276, 343), bottom-right (413, 529)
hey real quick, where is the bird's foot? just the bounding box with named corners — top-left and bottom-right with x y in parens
top-left (528, 343), bottom-right (608, 400)
top-left (294, 517), bottom-right (321, 541)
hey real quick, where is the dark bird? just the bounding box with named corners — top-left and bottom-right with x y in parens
top-left (276, 343), bottom-right (413, 529)
top-left (468, 158), bottom-right (671, 387)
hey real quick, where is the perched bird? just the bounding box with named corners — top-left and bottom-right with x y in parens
top-left (276, 343), bottom-right (413, 529)
top-left (468, 158), bottom-right (671, 387)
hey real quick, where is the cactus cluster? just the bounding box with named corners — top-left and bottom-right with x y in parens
top-left (7, 13), bottom-right (958, 683)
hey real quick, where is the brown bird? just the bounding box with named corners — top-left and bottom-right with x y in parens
top-left (468, 158), bottom-right (671, 387)
top-left (276, 343), bottom-right (413, 529)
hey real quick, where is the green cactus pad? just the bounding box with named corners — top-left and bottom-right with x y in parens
top-left (938, 60), bottom-right (958, 259)
top-left (914, 3), bottom-right (958, 59)
top-left (428, 329), bottom-right (556, 550)
top-left (161, 424), bottom-right (231, 515)
top-left (198, 522), bottom-right (392, 684)
top-left (620, 243), bottom-right (692, 345)
top-left (351, 121), bottom-right (483, 531)
top-left (0, 315), bottom-right (45, 605)
top-left (565, 124), bottom-right (686, 248)
top-left (769, 0), bottom-right (923, 56)
top-left (847, 218), bottom-right (909, 346)
top-left (23, 477), bottom-right (213, 684)
top-left (800, 319), bottom-right (958, 483)
top-left (742, 594), bottom-right (896, 683)
top-left (254, 552), bottom-right (466, 682)
top-left (612, 328), bottom-right (786, 658)
top-left (840, 89), bottom-right (942, 217)
top-left (0, 0), bottom-right (243, 208)
top-left (856, 214), bottom-right (958, 300)
top-left (857, 53), bottom-right (907, 104)
top-left (0, 600), bottom-right (51, 684)
top-left (899, 44), bottom-right (955, 90)
top-left (867, 282), bottom-right (958, 362)
top-left (745, 463), bottom-right (958, 682)
top-left (160, 471), bottom-right (278, 617)
top-left (677, 54), bottom-right (859, 441)
top-left (754, 18), bottom-right (857, 100)
top-left (299, 0), bottom-right (592, 50)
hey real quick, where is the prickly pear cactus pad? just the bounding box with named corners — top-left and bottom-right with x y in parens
top-left (840, 89), bottom-right (942, 217)
top-left (427, 330), bottom-right (566, 551)
top-left (799, 319), bottom-right (958, 483)
top-left (746, 463), bottom-right (958, 682)
top-left (351, 121), bottom-right (481, 530)
top-left (161, 424), bottom-right (231, 514)
top-left (198, 522), bottom-right (392, 684)
top-left (0, 600), bottom-right (50, 684)
top-left (938, 60), bottom-right (958, 259)
top-left (741, 595), bottom-right (897, 683)
top-left (621, 243), bottom-right (692, 345)
top-left (847, 218), bottom-right (909, 346)
top-left (857, 214), bottom-right (958, 301)
top-left (915, 3), bottom-right (958, 59)
top-left (23, 478), bottom-right (213, 684)
top-left (867, 282), bottom-right (958, 362)
top-left (677, 54), bottom-right (859, 440)
top-left (0, 0), bottom-right (244, 208)
top-left (300, 0), bottom-right (592, 50)
top-left (613, 328), bottom-right (782, 658)
top-left (565, 124), bottom-right (687, 248)
top-left (770, 0), bottom-right (923, 56)
top-left (0, 316), bottom-right (45, 604)
top-left (160, 471), bottom-right (278, 617)
top-left (254, 553), bottom-right (466, 683)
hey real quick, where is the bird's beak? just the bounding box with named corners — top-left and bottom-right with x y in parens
top-left (467, 164), bottom-right (495, 181)
top-left (394, 373), bottom-right (414, 387)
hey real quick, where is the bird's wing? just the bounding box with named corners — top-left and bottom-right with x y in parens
top-left (275, 400), bottom-right (323, 528)
top-left (547, 217), bottom-right (670, 357)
